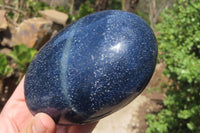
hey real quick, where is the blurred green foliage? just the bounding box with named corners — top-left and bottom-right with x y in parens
top-left (0, 54), bottom-right (13, 78)
top-left (87, 0), bottom-right (96, 5)
top-left (108, 0), bottom-right (122, 10)
top-left (85, 0), bottom-right (121, 10)
top-left (67, 1), bottom-right (94, 23)
top-left (72, 0), bottom-right (121, 21)
top-left (76, 2), bottom-right (94, 19)
top-left (27, 1), bottom-right (51, 17)
top-left (9, 44), bottom-right (37, 73)
top-left (55, 6), bottom-right (70, 13)
top-left (146, 0), bottom-right (200, 132)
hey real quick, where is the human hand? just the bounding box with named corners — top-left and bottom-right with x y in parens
top-left (0, 77), bottom-right (97, 133)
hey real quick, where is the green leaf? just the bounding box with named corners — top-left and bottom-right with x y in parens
top-left (187, 122), bottom-right (195, 131)
top-left (76, 2), bottom-right (94, 19)
top-left (9, 44), bottom-right (37, 73)
top-left (178, 110), bottom-right (191, 119)
top-left (0, 54), bottom-right (13, 77)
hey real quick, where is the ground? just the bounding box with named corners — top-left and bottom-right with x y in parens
top-left (93, 63), bottom-right (168, 133)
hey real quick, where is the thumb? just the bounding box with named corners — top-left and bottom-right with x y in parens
top-left (21, 113), bottom-right (56, 133)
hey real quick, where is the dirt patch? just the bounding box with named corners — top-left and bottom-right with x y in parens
top-left (137, 63), bottom-right (168, 132)
top-left (93, 94), bottom-right (148, 133)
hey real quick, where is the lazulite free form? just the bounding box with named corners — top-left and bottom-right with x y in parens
top-left (25, 10), bottom-right (157, 125)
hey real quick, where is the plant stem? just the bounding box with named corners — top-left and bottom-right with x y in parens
top-left (0, 4), bottom-right (26, 15)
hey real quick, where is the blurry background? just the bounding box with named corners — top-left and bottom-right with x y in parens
top-left (0, 0), bottom-right (199, 132)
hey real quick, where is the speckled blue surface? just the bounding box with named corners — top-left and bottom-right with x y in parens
top-left (25, 10), bottom-right (157, 125)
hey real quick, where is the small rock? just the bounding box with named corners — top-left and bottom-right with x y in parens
top-left (2, 18), bottom-right (53, 49)
top-left (39, 9), bottom-right (68, 26)
top-left (0, 10), bottom-right (8, 31)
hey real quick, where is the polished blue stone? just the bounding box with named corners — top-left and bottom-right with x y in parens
top-left (25, 10), bottom-right (157, 125)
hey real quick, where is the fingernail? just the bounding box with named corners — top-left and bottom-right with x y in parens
top-left (32, 116), bottom-right (47, 133)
